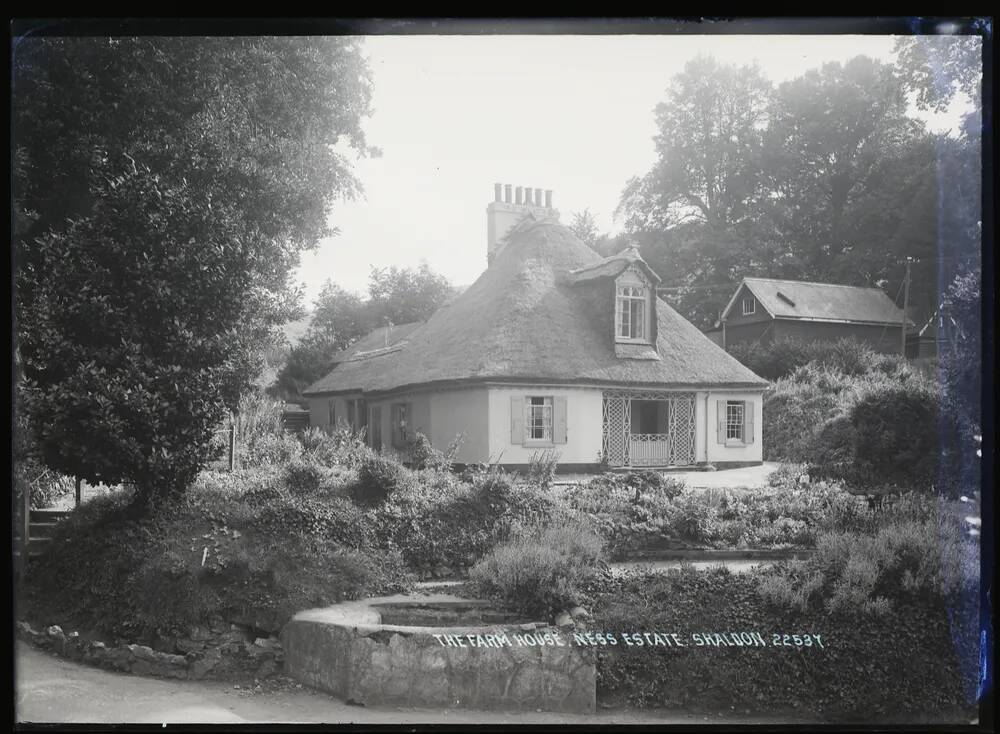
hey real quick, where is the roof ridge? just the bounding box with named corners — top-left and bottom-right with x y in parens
top-left (744, 277), bottom-right (887, 292)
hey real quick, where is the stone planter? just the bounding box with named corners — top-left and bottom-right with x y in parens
top-left (281, 594), bottom-right (596, 713)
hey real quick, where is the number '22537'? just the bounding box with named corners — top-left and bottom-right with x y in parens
top-left (772, 634), bottom-right (824, 648)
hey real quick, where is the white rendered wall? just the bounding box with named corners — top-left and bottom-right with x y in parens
top-left (487, 385), bottom-right (604, 465)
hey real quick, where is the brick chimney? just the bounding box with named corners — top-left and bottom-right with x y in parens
top-left (486, 182), bottom-right (558, 265)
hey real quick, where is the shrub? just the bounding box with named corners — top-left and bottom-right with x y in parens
top-left (22, 473), bottom-right (413, 642)
top-left (525, 449), bottom-right (560, 490)
top-left (303, 424), bottom-right (374, 469)
top-left (758, 513), bottom-right (978, 617)
top-left (406, 432), bottom-right (461, 472)
top-left (468, 519), bottom-right (604, 616)
top-left (243, 431), bottom-right (302, 468)
top-left (281, 455), bottom-right (326, 494)
top-left (352, 454), bottom-right (412, 505)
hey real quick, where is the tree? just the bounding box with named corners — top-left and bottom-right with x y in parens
top-left (616, 57), bottom-right (773, 326)
top-left (760, 56), bottom-right (928, 283)
top-left (569, 209), bottom-right (600, 249)
top-left (894, 34), bottom-right (983, 113)
top-left (367, 263), bottom-right (454, 327)
top-left (274, 281), bottom-right (371, 402)
top-left (14, 37), bottom-right (373, 509)
top-left (273, 264), bottom-right (454, 403)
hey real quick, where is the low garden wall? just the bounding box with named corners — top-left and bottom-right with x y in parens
top-left (16, 618), bottom-right (283, 682)
top-left (280, 593), bottom-right (596, 713)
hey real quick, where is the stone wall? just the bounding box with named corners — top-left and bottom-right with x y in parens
top-left (280, 595), bottom-right (596, 713)
top-left (16, 618), bottom-right (283, 682)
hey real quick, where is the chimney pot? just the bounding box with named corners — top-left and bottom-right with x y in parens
top-left (545, 190), bottom-right (552, 208)
top-left (515, 186), bottom-right (523, 205)
top-left (494, 183), bottom-right (502, 202)
top-left (534, 188), bottom-right (543, 207)
top-left (504, 184), bottom-right (512, 203)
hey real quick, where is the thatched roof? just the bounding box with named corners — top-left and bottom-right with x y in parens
top-left (328, 321), bottom-right (423, 365)
top-left (727, 277), bottom-right (912, 326)
top-left (305, 218), bottom-right (767, 396)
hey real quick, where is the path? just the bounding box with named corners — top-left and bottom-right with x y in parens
top-left (553, 462), bottom-right (780, 490)
top-left (15, 642), bottom-right (812, 726)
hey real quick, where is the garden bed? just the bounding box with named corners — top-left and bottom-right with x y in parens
top-left (281, 593), bottom-right (596, 713)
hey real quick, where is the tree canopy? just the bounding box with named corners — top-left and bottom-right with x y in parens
top-left (618, 50), bottom-right (982, 329)
top-left (274, 264), bottom-right (455, 403)
top-left (14, 37), bottom-right (373, 507)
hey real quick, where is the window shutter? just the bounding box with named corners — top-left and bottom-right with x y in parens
top-left (553, 397), bottom-right (568, 444)
top-left (716, 400), bottom-right (725, 444)
top-left (745, 402), bottom-right (754, 444)
top-left (510, 396), bottom-right (525, 445)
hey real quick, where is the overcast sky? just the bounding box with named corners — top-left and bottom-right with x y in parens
top-left (294, 34), bottom-right (972, 303)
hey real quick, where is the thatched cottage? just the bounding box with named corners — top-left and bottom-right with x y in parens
top-left (304, 185), bottom-right (768, 471)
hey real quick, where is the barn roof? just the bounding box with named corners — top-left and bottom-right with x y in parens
top-left (725, 277), bottom-right (912, 326)
top-left (305, 218), bottom-right (767, 396)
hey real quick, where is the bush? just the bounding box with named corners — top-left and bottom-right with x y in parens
top-left (468, 519), bottom-right (604, 616)
top-left (758, 513), bottom-right (977, 618)
top-left (729, 337), bottom-right (908, 382)
top-left (593, 567), bottom-right (973, 718)
top-left (281, 455), bottom-right (326, 494)
top-left (243, 431), bottom-right (303, 468)
top-left (22, 472), bottom-right (413, 642)
top-left (525, 450), bottom-right (560, 490)
top-left (352, 454), bottom-right (412, 505)
top-left (368, 467), bottom-right (568, 576)
top-left (406, 432), bottom-right (461, 472)
top-left (301, 424), bottom-right (373, 469)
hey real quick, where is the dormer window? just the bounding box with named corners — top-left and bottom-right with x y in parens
top-left (615, 266), bottom-right (652, 343)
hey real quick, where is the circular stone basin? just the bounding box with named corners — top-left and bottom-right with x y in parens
top-left (280, 593), bottom-right (596, 713)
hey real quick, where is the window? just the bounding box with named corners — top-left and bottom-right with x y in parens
top-left (390, 403), bottom-right (410, 449)
top-left (726, 401), bottom-right (745, 441)
top-left (525, 396), bottom-right (553, 442)
top-left (616, 285), bottom-right (647, 340)
top-left (742, 297), bottom-right (755, 316)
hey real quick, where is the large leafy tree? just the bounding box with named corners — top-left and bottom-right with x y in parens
top-left (617, 57), bottom-right (773, 327)
top-left (14, 37), bottom-right (373, 508)
top-left (366, 263), bottom-right (454, 327)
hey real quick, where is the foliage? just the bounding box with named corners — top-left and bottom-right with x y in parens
top-left (940, 269), bottom-right (982, 438)
top-left (352, 454), bottom-right (413, 505)
top-left (525, 450), bottom-right (560, 490)
top-left (22, 473), bottom-right (413, 642)
top-left (758, 510), bottom-right (978, 618)
top-left (367, 263), bottom-right (454, 327)
top-left (274, 264), bottom-right (454, 401)
top-left (468, 520), bottom-right (604, 617)
top-left (617, 52), bottom-right (980, 330)
top-left (14, 37), bottom-right (373, 509)
top-left (728, 337), bottom-right (904, 381)
top-left (592, 565), bottom-right (974, 718)
top-left (406, 431), bottom-right (462, 471)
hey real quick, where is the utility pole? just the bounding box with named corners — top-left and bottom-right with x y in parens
top-left (900, 258), bottom-right (912, 357)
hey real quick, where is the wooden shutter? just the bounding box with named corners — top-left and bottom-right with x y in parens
top-left (716, 400), bottom-right (725, 444)
top-left (553, 397), bottom-right (568, 444)
top-left (510, 396), bottom-right (524, 445)
top-left (745, 402), bottom-right (754, 444)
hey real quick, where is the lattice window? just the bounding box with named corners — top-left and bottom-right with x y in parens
top-left (525, 396), bottom-right (553, 441)
top-left (726, 401), bottom-right (745, 441)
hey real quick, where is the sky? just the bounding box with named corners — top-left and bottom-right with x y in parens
top-left (293, 34), bottom-right (973, 303)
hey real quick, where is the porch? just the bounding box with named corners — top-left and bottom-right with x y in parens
top-left (601, 390), bottom-right (698, 468)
